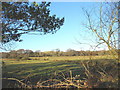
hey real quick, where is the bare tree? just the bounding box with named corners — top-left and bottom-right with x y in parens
top-left (82, 2), bottom-right (119, 57)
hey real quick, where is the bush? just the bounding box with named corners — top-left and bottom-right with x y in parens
top-left (21, 57), bottom-right (31, 60)
top-left (16, 56), bottom-right (31, 61)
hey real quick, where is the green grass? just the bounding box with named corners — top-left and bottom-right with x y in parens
top-left (2, 55), bottom-right (119, 88)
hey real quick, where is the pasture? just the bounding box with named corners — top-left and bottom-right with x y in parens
top-left (2, 55), bottom-right (119, 88)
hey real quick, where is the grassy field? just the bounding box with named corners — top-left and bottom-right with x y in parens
top-left (2, 55), bottom-right (119, 88)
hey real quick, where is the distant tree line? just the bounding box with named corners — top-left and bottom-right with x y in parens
top-left (1, 48), bottom-right (114, 60)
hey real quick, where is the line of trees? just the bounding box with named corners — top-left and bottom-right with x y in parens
top-left (1, 48), bottom-right (112, 60)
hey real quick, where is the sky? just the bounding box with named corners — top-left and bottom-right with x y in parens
top-left (3, 2), bottom-right (109, 52)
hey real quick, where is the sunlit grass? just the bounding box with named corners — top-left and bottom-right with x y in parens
top-left (2, 55), bottom-right (118, 87)
top-left (2, 55), bottom-right (117, 65)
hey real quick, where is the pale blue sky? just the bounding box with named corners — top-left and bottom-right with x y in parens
top-left (12, 2), bottom-right (107, 52)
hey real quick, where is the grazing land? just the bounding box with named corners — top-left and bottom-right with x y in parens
top-left (1, 2), bottom-right (119, 89)
top-left (2, 55), bottom-right (118, 88)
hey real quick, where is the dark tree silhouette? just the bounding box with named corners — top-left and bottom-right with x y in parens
top-left (1, 2), bottom-right (64, 43)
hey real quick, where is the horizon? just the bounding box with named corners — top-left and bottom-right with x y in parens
top-left (1, 48), bottom-right (109, 53)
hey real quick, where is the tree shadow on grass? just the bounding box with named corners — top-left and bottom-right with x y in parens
top-left (2, 59), bottom-right (118, 88)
